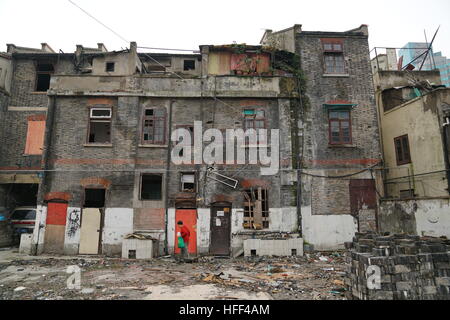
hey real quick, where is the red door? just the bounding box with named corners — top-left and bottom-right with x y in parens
top-left (174, 209), bottom-right (197, 254)
top-left (44, 202), bottom-right (68, 253)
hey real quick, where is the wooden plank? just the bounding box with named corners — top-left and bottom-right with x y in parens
top-left (79, 208), bottom-right (101, 255)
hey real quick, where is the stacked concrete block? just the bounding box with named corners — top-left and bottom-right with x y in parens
top-left (345, 232), bottom-right (450, 300)
top-left (243, 238), bottom-right (303, 257)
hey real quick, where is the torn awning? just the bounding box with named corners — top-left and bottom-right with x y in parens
top-left (323, 100), bottom-right (357, 110)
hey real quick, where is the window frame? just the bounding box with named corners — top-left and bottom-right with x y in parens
top-left (139, 173), bottom-right (163, 201)
top-left (394, 134), bottom-right (411, 165)
top-left (105, 62), bottom-right (115, 72)
top-left (87, 106), bottom-right (112, 144)
top-left (243, 108), bottom-right (267, 145)
top-left (243, 187), bottom-right (269, 230)
top-left (141, 107), bottom-right (167, 145)
top-left (321, 39), bottom-right (346, 74)
top-left (328, 109), bottom-right (352, 145)
top-left (180, 172), bottom-right (196, 193)
top-left (35, 61), bottom-right (54, 92)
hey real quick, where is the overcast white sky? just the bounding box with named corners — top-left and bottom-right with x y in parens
top-left (0, 0), bottom-right (449, 57)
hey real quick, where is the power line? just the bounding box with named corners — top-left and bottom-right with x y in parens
top-left (68, 0), bottom-right (129, 44)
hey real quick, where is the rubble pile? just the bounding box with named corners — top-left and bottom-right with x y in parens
top-left (345, 232), bottom-right (450, 300)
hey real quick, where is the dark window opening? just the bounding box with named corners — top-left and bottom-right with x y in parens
top-left (181, 173), bottom-right (195, 192)
top-left (106, 62), bottom-right (115, 72)
top-left (84, 188), bottom-right (105, 208)
top-left (35, 63), bottom-right (54, 92)
top-left (400, 189), bottom-right (414, 198)
top-left (243, 187), bottom-right (269, 229)
top-left (140, 174), bottom-right (163, 200)
top-left (183, 60), bottom-right (195, 71)
top-left (128, 250), bottom-right (136, 259)
top-left (142, 108), bottom-right (166, 144)
top-left (88, 108), bottom-right (111, 143)
top-left (291, 249), bottom-right (297, 256)
top-left (394, 135), bottom-right (411, 165)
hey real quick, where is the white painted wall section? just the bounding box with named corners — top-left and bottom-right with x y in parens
top-left (301, 206), bottom-right (358, 251)
top-left (102, 208), bottom-right (134, 245)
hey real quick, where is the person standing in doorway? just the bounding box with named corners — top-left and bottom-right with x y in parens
top-left (177, 220), bottom-right (190, 262)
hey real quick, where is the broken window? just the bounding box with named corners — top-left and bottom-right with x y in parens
top-left (329, 110), bottom-right (352, 145)
top-left (140, 174), bottom-right (163, 200)
top-left (400, 189), bottom-right (414, 198)
top-left (142, 108), bottom-right (166, 145)
top-left (105, 62), bottom-right (115, 72)
top-left (35, 62), bottom-right (54, 92)
top-left (180, 173), bottom-right (196, 192)
top-left (24, 117), bottom-right (46, 155)
top-left (84, 188), bottom-right (106, 208)
top-left (243, 187), bottom-right (269, 229)
top-left (88, 107), bottom-right (112, 144)
top-left (183, 60), bottom-right (195, 71)
top-left (322, 39), bottom-right (345, 74)
top-left (394, 135), bottom-right (411, 165)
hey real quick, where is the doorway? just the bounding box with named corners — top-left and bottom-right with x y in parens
top-left (349, 179), bottom-right (377, 232)
top-left (79, 188), bottom-right (105, 255)
top-left (43, 202), bottom-right (68, 253)
top-left (209, 203), bottom-right (231, 256)
top-left (174, 209), bottom-right (197, 255)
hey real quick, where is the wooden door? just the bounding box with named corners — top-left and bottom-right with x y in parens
top-left (210, 205), bottom-right (231, 256)
top-left (79, 208), bottom-right (102, 254)
top-left (174, 209), bottom-right (197, 255)
top-left (350, 179), bottom-right (377, 232)
top-left (44, 202), bottom-right (68, 253)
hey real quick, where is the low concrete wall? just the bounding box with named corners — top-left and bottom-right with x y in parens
top-left (379, 198), bottom-right (450, 238)
top-left (243, 238), bottom-right (304, 257)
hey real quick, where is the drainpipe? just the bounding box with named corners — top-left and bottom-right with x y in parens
top-left (164, 100), bottom-right (173, 255)
top-left (442, 118), bottom-right (450, 195)
top-left (295, 77), bottom-right (304, 238)
top-left (34, 94), bottom-right (56, 255)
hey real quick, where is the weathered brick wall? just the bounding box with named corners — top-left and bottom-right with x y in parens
top-left (311, 177), bottom-right (350, 215)
top-left (296, 33), bottom-right (382, 216)
top-left (0, 110), bottom-right (44, 168)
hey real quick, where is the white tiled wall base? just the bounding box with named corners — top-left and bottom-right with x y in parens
top-left (121, 239), bottom-right (158, 259)
top-left (243, 238), bottom-right (304, 257)
top-left (19, 233), bottom-right (33, 254)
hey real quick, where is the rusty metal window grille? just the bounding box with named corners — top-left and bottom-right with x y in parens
top-left (329, 110), bottom-right (352, 145)
top-left (394, 135), bottom-right (411, 165)
top-left (243, 187), bottom-right (269, 229)
top-left (88, 107), bottom-right (112, 143)
top-left (142, 108), bottom-right (166, 145)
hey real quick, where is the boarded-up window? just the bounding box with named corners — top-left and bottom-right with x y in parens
top-left (24, 117), bottom-right (46, 155)
top-left (243, 188), bottom-right (269, 229)
top-left (231, 53), bottom-right (270, 75)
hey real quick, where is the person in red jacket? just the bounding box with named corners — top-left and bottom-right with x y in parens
top-left (177, 220), bottom-right (190, 262)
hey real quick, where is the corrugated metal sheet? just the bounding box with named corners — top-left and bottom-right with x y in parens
top-left (24, 120), bottom-right (45, 155)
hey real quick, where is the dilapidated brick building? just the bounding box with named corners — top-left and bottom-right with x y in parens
top-left (261, 24), bottom-right (383, 249)
top-left (0, 24), bottom-right (383, 256)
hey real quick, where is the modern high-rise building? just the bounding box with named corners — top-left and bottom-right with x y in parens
top-left (399, 42), bottom-right (450, 87)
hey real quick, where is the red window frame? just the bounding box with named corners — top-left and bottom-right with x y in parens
top-left (141, 108), bottom-right (166, 145)
top-left (328, 110), bottom-right (352, 145)
top-left (394, 135), bottom-right (411, 165)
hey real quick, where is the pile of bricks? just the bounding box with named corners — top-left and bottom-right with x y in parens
top-left (345, 232), bottom-right (450, 300)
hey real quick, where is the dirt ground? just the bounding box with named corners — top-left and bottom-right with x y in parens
top-left (0, 247), bottom-right (347, 300)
